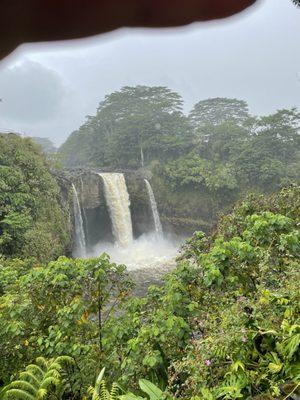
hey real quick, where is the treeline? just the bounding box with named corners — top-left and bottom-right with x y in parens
top-left (60, 86), bottom-right (300, 194)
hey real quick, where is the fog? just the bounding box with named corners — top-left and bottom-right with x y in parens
top-left (0, 0), bottom-right (299, 145)
top-left (90, 232), bottom-right (180, 271)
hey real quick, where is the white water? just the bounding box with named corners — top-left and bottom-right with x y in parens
top-left (72, 183), bottom-right (86, 257)
top-left (75, 173), bottom-right (181, 273)
top-left (99, 173), bottom-right (133, 247)
top-left (144, 179), bottom-right (163, 236)
top-left (140, 146), bottom-right (144, 167)
top-left (90, 232), bottom-right (179, 271)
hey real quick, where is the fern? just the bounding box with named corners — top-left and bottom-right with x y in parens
top-left (109, 383), bottom-right (119, 400)
top-left (1, 357), bottom-right (74, 400)
top-left (88, 368), bottom-right (120, 400)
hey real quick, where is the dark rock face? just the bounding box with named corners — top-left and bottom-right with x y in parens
top-left (56, 168), bottom-right (157, 249)
top-left (125, 172), bottom-right (154, 238)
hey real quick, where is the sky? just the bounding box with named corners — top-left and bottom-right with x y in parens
top-left (0, 0), bottom-right (299, 146)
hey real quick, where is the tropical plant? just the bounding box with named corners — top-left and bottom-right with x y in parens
top-left (120, 379), bottom-right (164, 400)
top-left (0, 133), bottom-right (70, 261)
top-left (87, 368), bottom-right (120, 400)
top-left (0, 356), bottom-right (74, 400)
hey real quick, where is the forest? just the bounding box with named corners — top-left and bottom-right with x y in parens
top-left (0, 85), bottom-right (299, 400)
top-left (60, 87), bottom-right (300, 233)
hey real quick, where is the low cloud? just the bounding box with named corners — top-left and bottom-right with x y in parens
top-left (0, 60), bottom-right (66, 124)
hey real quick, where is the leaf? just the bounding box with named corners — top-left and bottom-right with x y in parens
top-left (119, 394), bottom-right (146, 400)
top-left (93, 368), bottom-right (106, 400)
top-left (268, 362), bottom-right (282, 374)
top-left (138, 380), bottom-right (163, 400)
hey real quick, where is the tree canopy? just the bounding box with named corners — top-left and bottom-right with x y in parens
top-left (189, 97), bottom-right (250, 127)
top-left (59, 85), bottom-right (193, 168)
top-left (0, 133), bottom-right (70, 261)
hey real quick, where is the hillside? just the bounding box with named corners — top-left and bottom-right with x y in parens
top-left (0, 133), bottom-right (71, 261)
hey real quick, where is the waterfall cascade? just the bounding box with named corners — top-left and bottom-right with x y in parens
top-left (140, 146), bottom-right (144, 168)
top-left (144, 179), bottom-right (163, 236)
top-left (71, 183), bottom-right (86, 257)
top-left (99, 173), bottom-right (133, 247)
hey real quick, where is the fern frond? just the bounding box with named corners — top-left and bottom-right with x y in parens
top-left (109, 383), bottom-right (119, 400)
top-left (25, 366), bottom-right (44, 380)
top-left (88, 387), bottom-right (100, 400)
top-left (6, 381), bottom-right (36, 396)
top-left (35, 358), bottom-right (48, 372)
top-left (40, 377), bottom-right (59, 389)
top-left (54, 356), bottom-right (74, 366)
top-left (36, 388), bottom-right (47, 400)
top-left (44, 370), bottom-right (60, 380)
top-left (19, 372), bottom-right (40, 388)
top-left (3, 388), bottom-right (35, 400)
top-left (47, 362), bottom-right (62, 372)
top-left (100, 381), bottom-right (109, 400)
top-left (1, 356), bottom-right (72, 400)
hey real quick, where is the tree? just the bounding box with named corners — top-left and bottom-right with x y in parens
top-left (189, 97), bottom-right (250, 127)
top-left (194, 121), bottom-right (251, 161)
top-left (233, 108), bottom-right (300, 190)
top-left (59, 86), bottom-right (193, 168)
top-left (0, 133), bottom-right (70, 261)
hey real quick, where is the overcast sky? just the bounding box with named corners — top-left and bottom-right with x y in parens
top-left (0, 0), bottom-right (299, 146)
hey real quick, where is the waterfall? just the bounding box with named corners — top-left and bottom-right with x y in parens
top-left (144, 179), bottom-right (163, 236)
top-left (140, 146), bottom-right (144, 168)
top-left (71, 183), bottom-right (86, 257)
top-left (99, 173), bottom-right (133, 247)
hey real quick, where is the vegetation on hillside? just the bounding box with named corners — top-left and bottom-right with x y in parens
top-left (0, 133), bottom-right (70, 261)
top-left (59, 87), bottom-right (300, 232)
top-left (30, 137), bottom-right (57, 155)
top-left (1, 186), bottom-right (299, 399)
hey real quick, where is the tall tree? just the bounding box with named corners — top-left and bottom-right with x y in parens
top-left (189, 97), bottom-right (250, 127)
top-left (233, 108), bottom-right (300, 190)
top-left (60, 86), bottom-right (193, 168)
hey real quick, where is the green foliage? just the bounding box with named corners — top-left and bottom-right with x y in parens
top-left (1, 356), bottom-right (74, 400)
top-left (165, 186), bottom-right (300, 398)
top-left (161, 153), bottom-right (237, 191)
top-left (88, 368), bottom-right (120, 400)
top-left (189, 98), bottom-right (250, 127)
top-left (0, 187), bottom-right (299, 400)
top-left (121, 379), bottom-right (164, 400)
top-left (160, 108), bottom-right (300, 193)
top-left (0, 255), bottom-right (133, 388)
top-left (0, 133), bottom-right (70, 261)
top-left (59, 86), bottom-right (193, 168)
